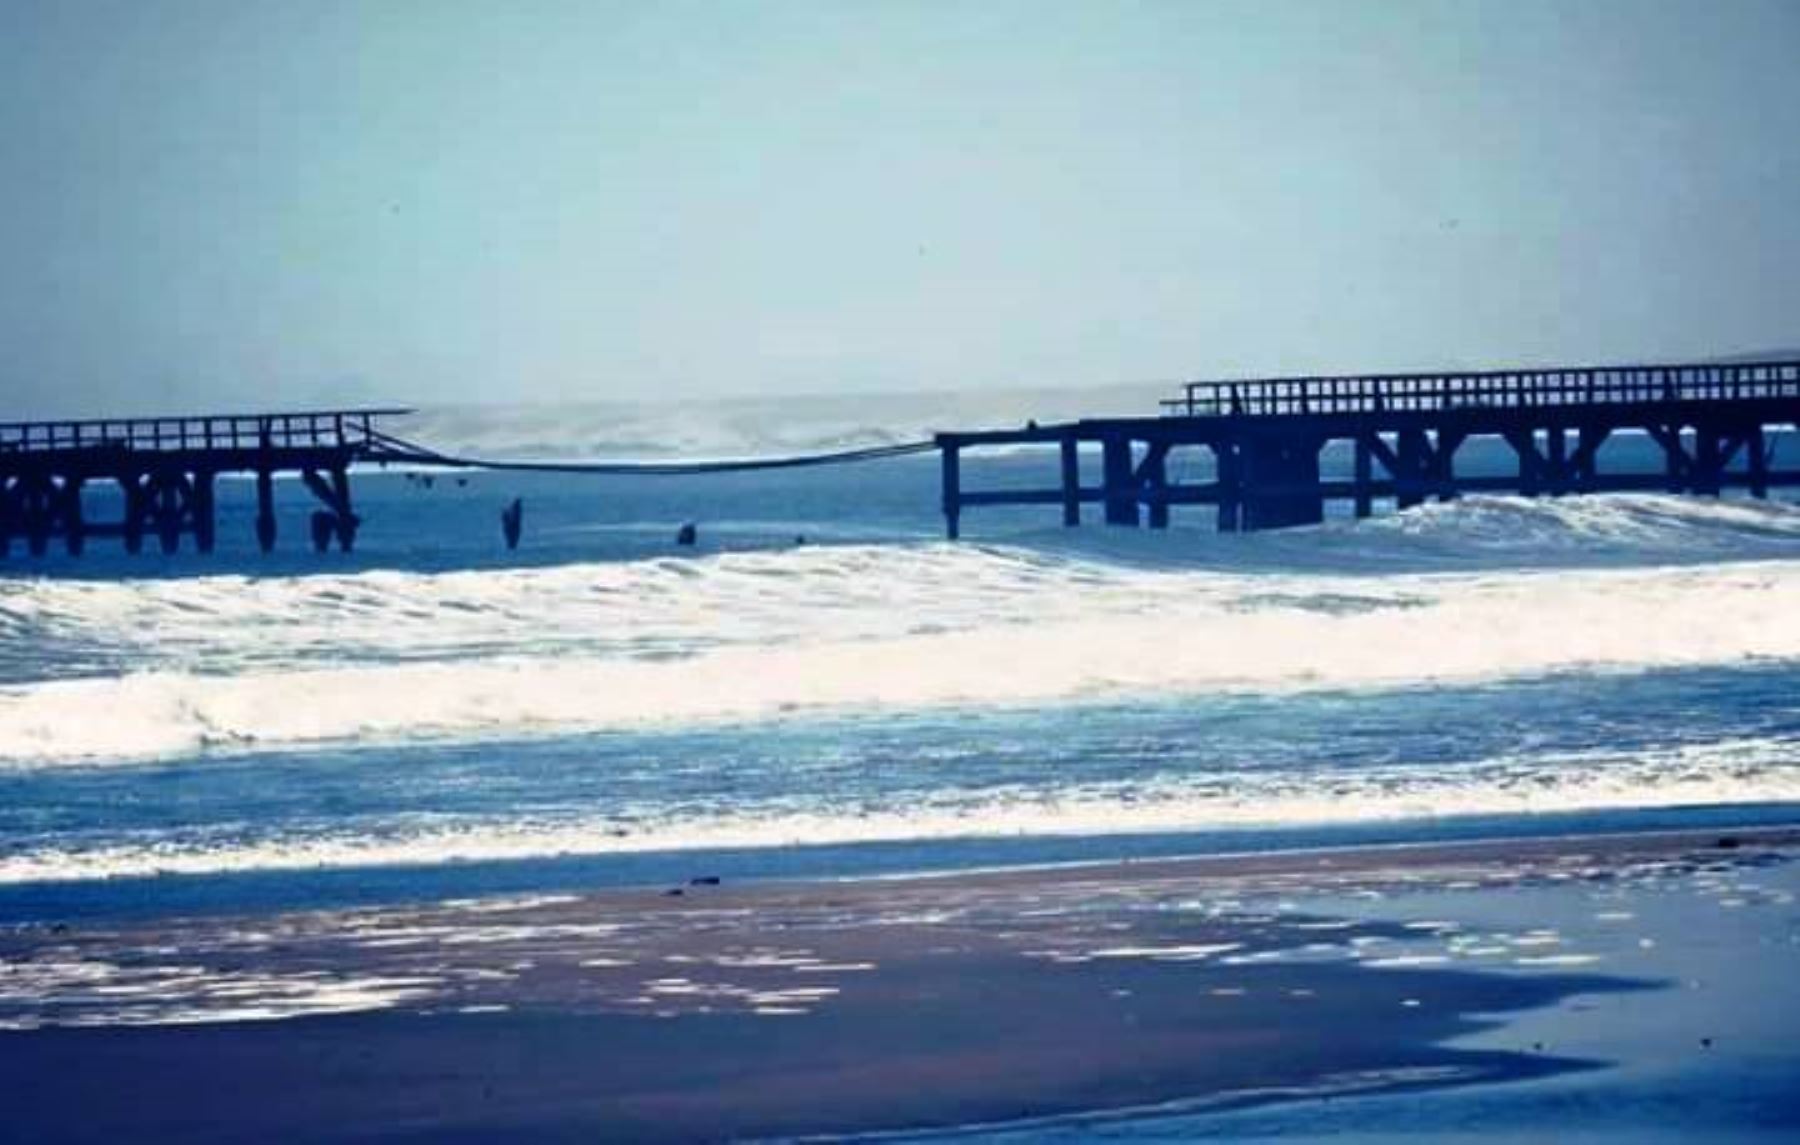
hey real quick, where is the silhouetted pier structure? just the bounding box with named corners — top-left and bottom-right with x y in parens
top-left (0, 409), bottom-right (410, 556)
top-left (935, 359), bottom-right (1800, 536)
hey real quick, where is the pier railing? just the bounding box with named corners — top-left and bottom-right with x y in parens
top-left (1160, 361), bottom-right (1800, 418)
top-left (0, 408), bottom-right (413, 454)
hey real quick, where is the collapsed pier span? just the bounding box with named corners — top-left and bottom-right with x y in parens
top-left (0, 407), bottom-right (937, 559)
top-left (935, 359), bottom-right (1800, 537)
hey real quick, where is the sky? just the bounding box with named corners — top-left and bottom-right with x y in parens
top-left (1, 0), bottom-right (1797, 417)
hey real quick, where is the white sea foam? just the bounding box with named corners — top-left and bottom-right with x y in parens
top-left (2, 736), bottom-right (1795, 885)
top-left (0, 958), bottom-right (437, 1028)
top-left (1366, 490), bottom-right (1800, 550)
top-left (15, 495), bottom-right (1800, 677)
top-left (2, 545), bottom-right (1797, 765)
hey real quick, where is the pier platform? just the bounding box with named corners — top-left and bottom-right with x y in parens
top-left (0, 409), bottom-right (410, 556)
top-left (935, 360), bottom-right (1800, 536)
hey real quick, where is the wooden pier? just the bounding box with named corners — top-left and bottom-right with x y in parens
top-left (0, 409), bottom-right (410, 556)
top-left (935, 359), bottom-right (1800, 537)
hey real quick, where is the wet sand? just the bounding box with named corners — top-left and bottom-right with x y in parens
top-left (1, 826), bottom-right (1794, 1143)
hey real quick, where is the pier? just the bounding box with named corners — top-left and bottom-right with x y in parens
top-left (935, 359), bottom-right (1800, 536)
top-left (10, 359), bottom-right (1800, 558)
top-left (0, 409), bottom-right (409, 556)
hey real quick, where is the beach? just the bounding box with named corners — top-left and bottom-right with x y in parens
top-left (7, 1), bottom-right (1800, 1136)
top-left (4, 453), bottom-right (1800, 1140)
top-left (4, 826), bottom-right (1794, 1142)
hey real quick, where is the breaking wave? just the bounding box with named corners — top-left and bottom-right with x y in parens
top-left (3, 512), bottom-right (1799, 765)
top-left (2, 735), bottom-right (1794, 884)
top-left (394, 384), bottom-right (1165, 462)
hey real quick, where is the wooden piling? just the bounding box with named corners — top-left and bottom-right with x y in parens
top-left (1101, 435), bottom-right (1139, 527)
top-left (1546, 426), bottom-right (1568, 495)
top-left (1353, 436), bottom-right (1373, 518)
top-left (1060, 437), bottom-right (1080, 527)
top-left (256, 467), bottom-right (277, 553)
top-left (1694, 424), bottom-right (1723, 496)
top-left (1396, 429), bottom-right (1429, 509)
top-left (1748, 424), bottom-right (1769, 499)
top-left (941, 443), bottom-right (961, 540)
top-left (1214, 442), bottom-right (1241, 533)
top-left (1138, 442), bottom-right (1171, 529)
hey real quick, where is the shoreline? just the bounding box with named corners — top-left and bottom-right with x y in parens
top-left (7, 803), bottom-right (1798, 927)
top-left (3, 823), bottom-right (1794, 1141)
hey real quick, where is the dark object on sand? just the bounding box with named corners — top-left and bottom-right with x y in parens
top-left (501, 498), bottom-right (524, 551)
top-left (676, 522), bottom-right (697, 546)
top-left (663, 887), bottom-right (685, 897)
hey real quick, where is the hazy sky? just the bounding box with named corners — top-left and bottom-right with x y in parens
top-left (2, 0), bottom-right (1796, 416)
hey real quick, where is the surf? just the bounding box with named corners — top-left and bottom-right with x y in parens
top-left (3, 551), bottom-right (1798, 766)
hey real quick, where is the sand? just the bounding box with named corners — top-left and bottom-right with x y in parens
top-left (1, 825), bottom-right (1795, 1142)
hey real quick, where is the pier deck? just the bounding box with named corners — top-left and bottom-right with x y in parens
top-left (935, 360), bottom-right (1800, 536)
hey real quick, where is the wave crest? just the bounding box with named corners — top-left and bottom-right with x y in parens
top-left (4, 557), bottom-right (1798, 765)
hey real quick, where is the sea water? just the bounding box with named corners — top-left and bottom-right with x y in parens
top-left (3, 399), bottom-right (1799, 923)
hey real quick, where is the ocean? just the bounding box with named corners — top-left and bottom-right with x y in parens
top-left (4, 394), bottom-right (1800, 925)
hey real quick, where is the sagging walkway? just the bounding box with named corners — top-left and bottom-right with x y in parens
top-left (0, 408), bottom-right (937, 558)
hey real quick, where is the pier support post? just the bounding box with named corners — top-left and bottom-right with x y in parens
top-left (1572, 426), bottom-right (1610, 492)
top-left (22, 474), bottom-right (52, 556)
top-left (154, 473), bottom-right (188, 553)
top-left (1241, 434), bottom-right (1325, 529)
top-left (941, 444), bottom-right (961, 540)
top-left (1747, 424), bottom-right (1769, 498)
top-left (60, 477), bottom-right (85, 556)
top-left (1506, 429), bottom-right (1541, 496)
top-left (329, 466), bottom-right (358, 552)
top-left (1645, 424), bottom-right (1690, 492)
top-left (1137, 441), bottom-right (1171, 529)
top-left (1429, 430), bottom-right (1465, 502)
top-left (255, 468), bottom-right (276, 552)
top-left (1546, 427), bottom-right (1568, 495)
top-left (1693, 424), bottom-right (1723, 496)
top-left (255, 425), bottom-right (278, 553)
top-left (1213, 442), bottom-right (1241, 533)
top-left (1396, 430), bottom-right (1430, 510)
top-left (122, 473), bottom-right (147, 554)
top-left (1353, 437), bottom-right (1373, 519)
top-left (301, 466), bottom-right (360, 552)
top-left (1102, 435), bottom-right (1139, 527)
top-left (192, 471), bottom-right (217, 553)
top-left (1059, 437), bottom-right (1080, 527)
